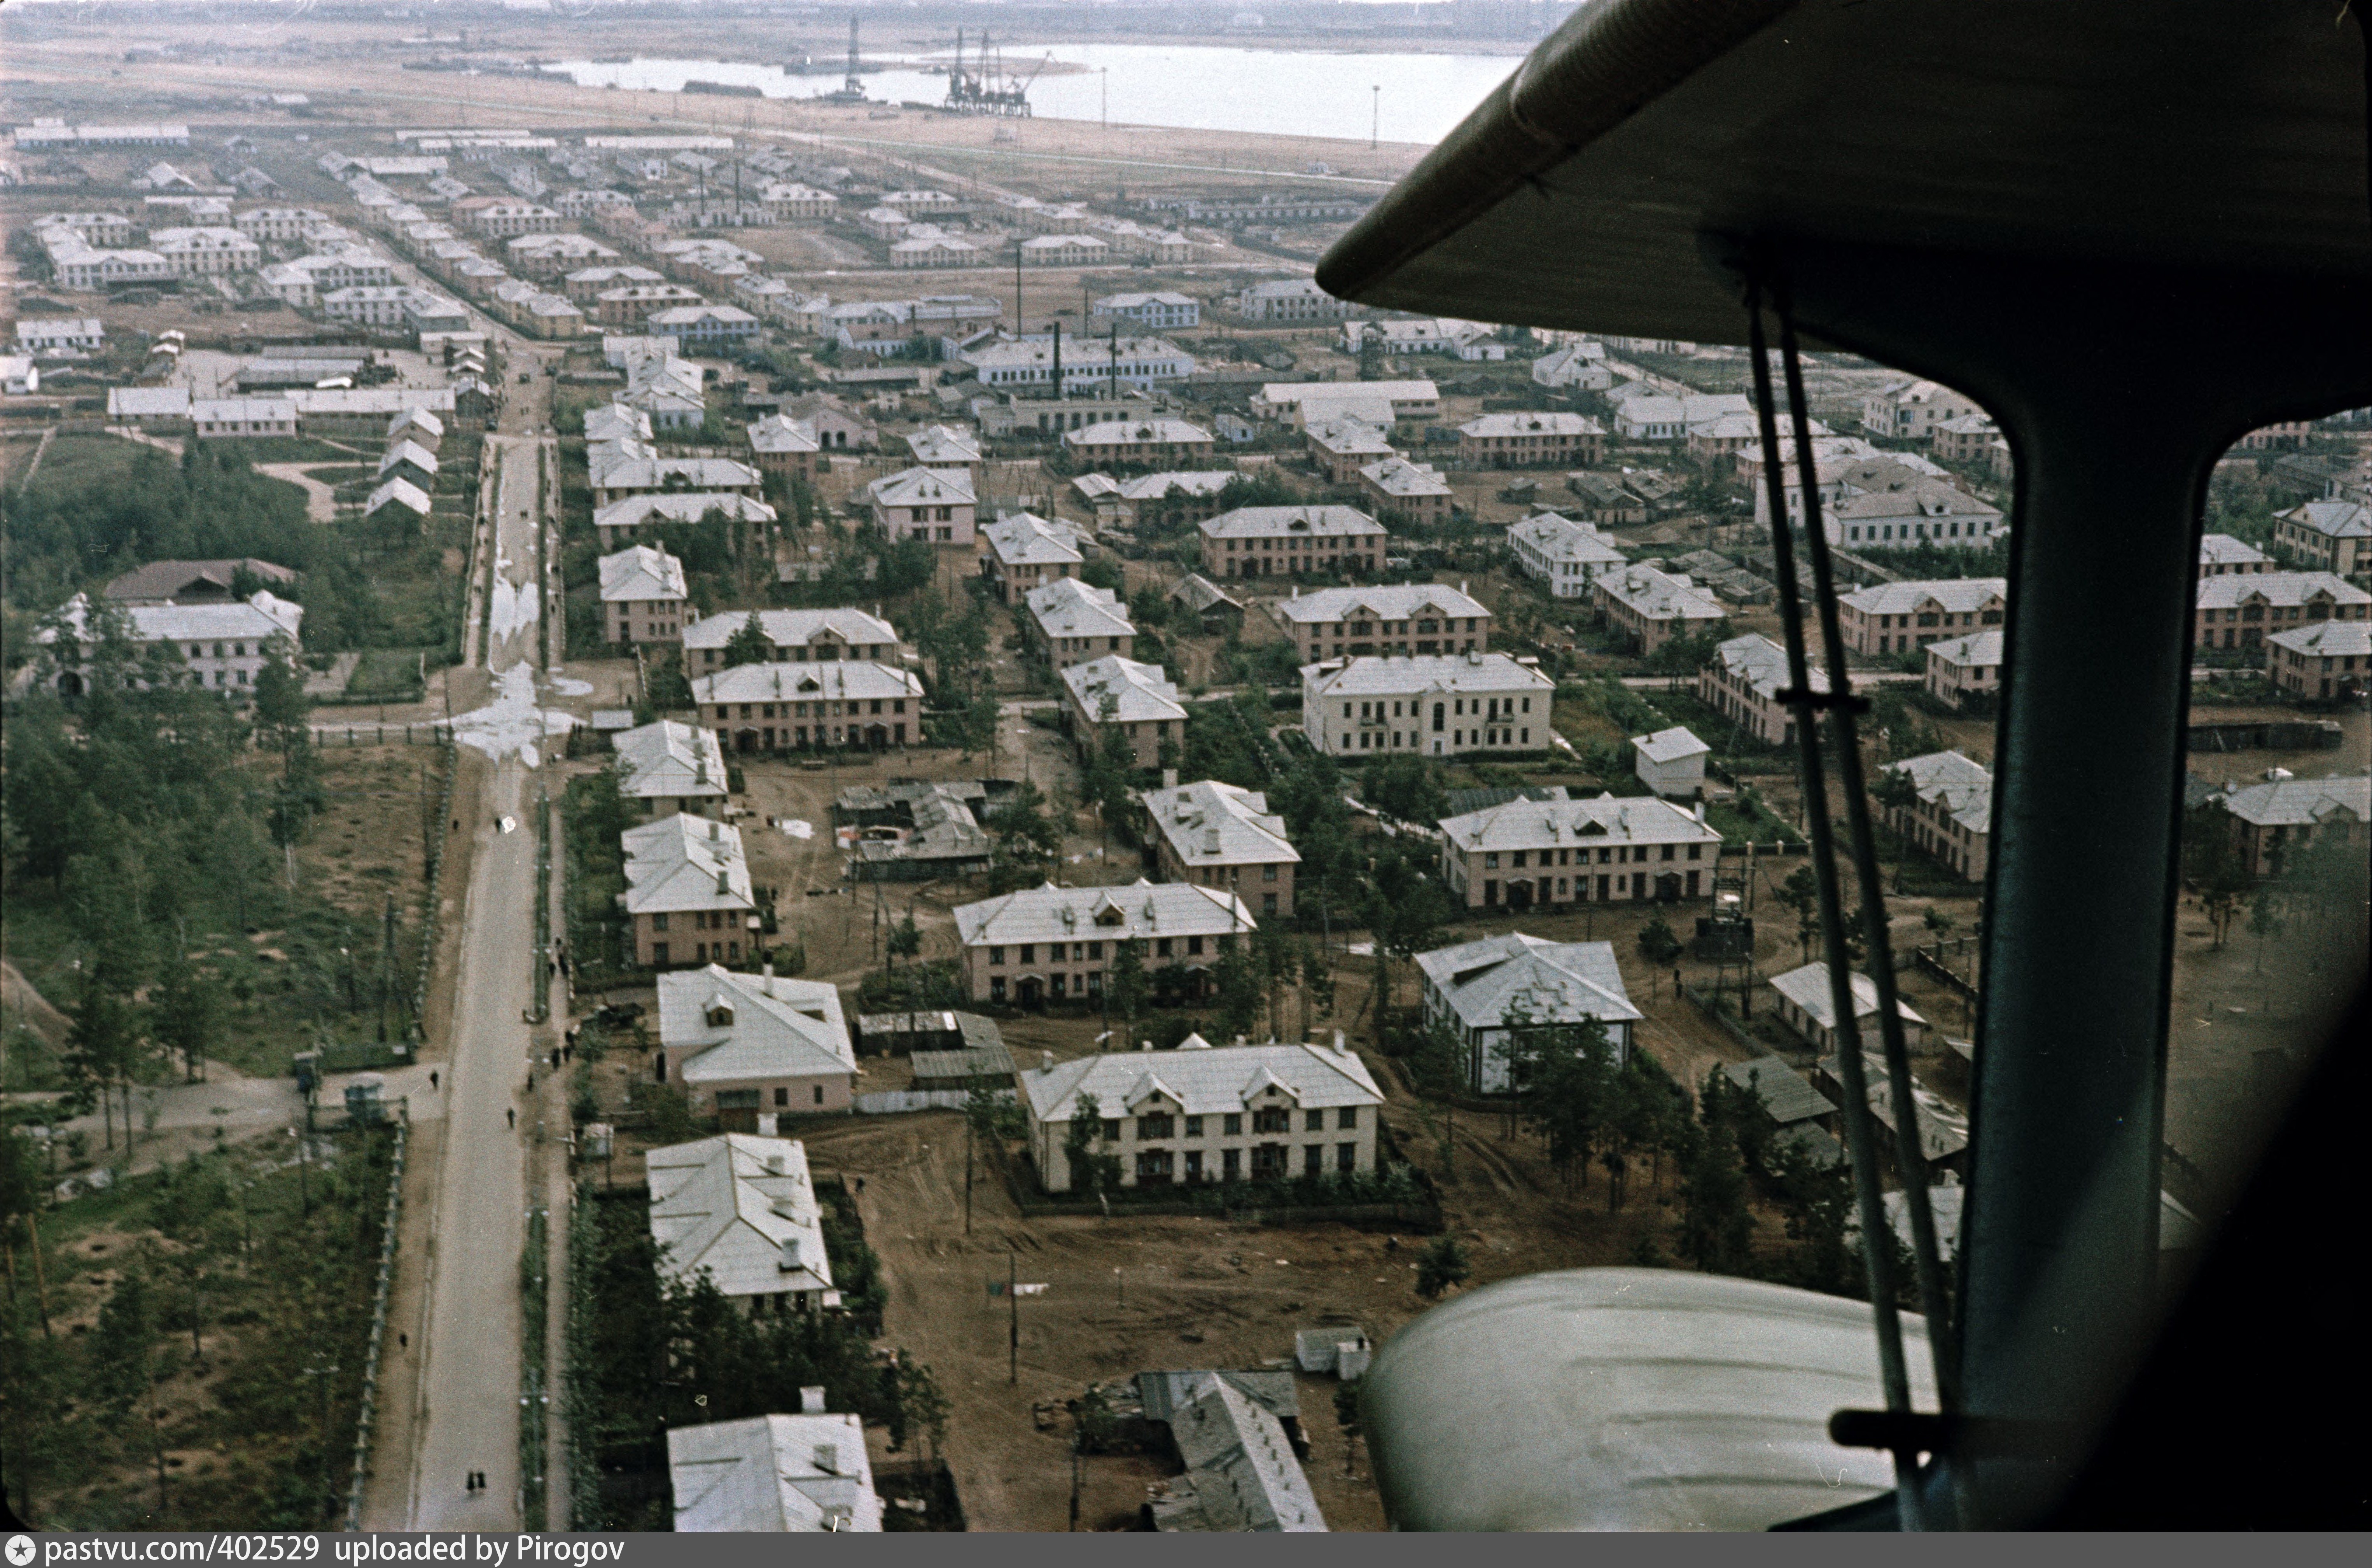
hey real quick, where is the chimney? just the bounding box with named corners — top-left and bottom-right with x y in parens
top-left (801, 1385), bottom-right (827, 1415)
top-left (1041, 1050), bottom-right (1055, 1073)
top-left (1694, 800), bottom-right (1708, 825)
top-left (1161, 767), bottom-right (1177, 790)
top-left (1333, 1029), bottom-right (1345, 1052)
top-left (1141, 1038), bottom-right (1153, 1051)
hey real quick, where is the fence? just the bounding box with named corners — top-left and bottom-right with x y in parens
top-left (412, 740), bottom-right (457, 1036)
top-left (342, 1118), bottom-right (408, 1531)
top-left (520, 1201), bottom-right (550, 1529)
top-left (853, 1088), bottom-right (1013, 1115)
top-left (309, 724), bottom-right (457, 747)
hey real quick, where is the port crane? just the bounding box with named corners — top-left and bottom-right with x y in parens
top-left (944, 29), bottom-right (1045, 117)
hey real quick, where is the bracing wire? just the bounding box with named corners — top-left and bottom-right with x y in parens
top-left (1745, 276), bottom-right (1922, 1529)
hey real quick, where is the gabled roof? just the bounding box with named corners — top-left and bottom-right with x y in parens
top-left (1770, 962), bottom-right (1929, 1035)
top-left (983, 512), bottom-right (1086, 569)
top-left (1360, 456), bottom-right (1453, 497)
top-left (1719, 1056), bottom-right (1833, 1126)
top-left (1143, 780), bottom-right (1301, 868)
top-left (658, 965), bottom-right (857, 1087)
top-left (1439, 789), bottom-right (1721, 853)
top-left (1707, 633), bottom-right (1831, 701)
top-left (378, 440), bottom-right (439, 478)
top-left (1415, 932), bottom-right (1641, 1035)
top-left (1840, 577), bottom-right (2010, 617)
top-left (592, 492), bottom-right (776, 530)
top-left (1925, 629), bottom-right (2005, 668)
top-left (1888, 750), bottom-right (1992, 833)
top-left (1459, 411), bottom-right (1605, 438)
top-left (904, 423), bottom-right (982, 465)
top-left (1027, 577), bottom-right (1134, 641)
top-left (1156, 1374), bottom-right (1329, 1532)
top-left (620, 812), bottom-right (753, 916)
top-left (2218, 773), bottom-right (2370, 829)
top-left (645, 1133), bottom-right (832, 1300)
top-left (366, 477), bottom-right (432, 517)
top-left (2197, 532), bottom-right (2270, 566)
top-left (667, 1412), bottom-right (880, 1533)
top-left (956, 878), bottom-right (1249, 951)
top-left (1017, 1040), bottom-right (1378, 1124)
top-left (599, 544), bottom-right (687, 603)
top-left (585, 402), bottom-right (652, 443)
top-left (2266, 620), bottom-right (2372, 658)
top-left (1594, 565), bottom-right (1726, 623)
top-left (1632, 725), bottom-right (1709, 765)
top-left (1508, 512), bottom-right (1628, 565)
top-left (681, 607), bottom-right (900, 651)
top-left (612, 719), bottom-right (728, 801)
top-left (1118, 470), bottom-right (1237, 502)
top-left (1305, 416), bottom-right (1396, 456)
top-left (1169, 573), bottom-right (1243, 614)
top-left (1273, 582), bottom-right (1488, 627)
top-left (2277, 499), bottom-right (2371, 540)
top-left (2193, 570), bottom-right (2372, 611)
top-left (102, 558), bottom-right (297, 602)
top-left (692, 660), bottom-right (922, 706)
top-left (1062, 654), bottom-right (1184, 724)
top-left (1065, 418), bottom-right (1214, 446)
top-left (868, 465), bottom-right (976, 508)
top-left (1200, 504), bottom-right (1388, 542)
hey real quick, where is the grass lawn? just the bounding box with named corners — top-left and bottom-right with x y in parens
top-left (346, 647), bottom-right (429, 692)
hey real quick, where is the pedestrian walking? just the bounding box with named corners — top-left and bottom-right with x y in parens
top-left (507, 1108), bottom-right (516, 1130)
top-left (430, 1070), bottom-right (440, 1091)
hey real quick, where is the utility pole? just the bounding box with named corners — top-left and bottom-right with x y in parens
top-left (1007, 1249), bottom-right (1018, 1385)
top-left (1371, 85), bottom-right (1380, 150)
top-left (1012, 239), bottom-right (1023, 336)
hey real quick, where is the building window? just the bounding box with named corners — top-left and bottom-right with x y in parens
top-left (989, 946), bottom-right (1006, 965)
top-left (1138, 1112), bottom-right (1174, 1140)
top-left (1223, 1113), bottom-right (1243, 1136)
top-left (1183, 1115), bottom-right (1203, 1138)
top-left (1304, 1145), bottom-right (1325, 1177)
top-left (1338, 1106), bottom-right (1359, 1130)
top-left (1251, 1107), bottom-right (1291, 1134)
top-left (1338, 1142), bottom-right (1357, 1173)
top-left (1304, 1109), bottom-right (1324, 1133)
top-left (774, 1087), bottom-right (789, 1107)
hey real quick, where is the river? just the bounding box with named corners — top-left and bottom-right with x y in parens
top-left (541, 43), bottom-right (1525, 145)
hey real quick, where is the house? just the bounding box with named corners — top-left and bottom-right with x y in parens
top-left (366, 477), bottom-right (433, 524)
top-left (592, 491), bottom-right (777, 551)
top-left (1720, 1055), bottom-right (1838, 1139)
top-left (1685, 411), bottom-right (1831, 460)
top-left (1608, 390), bottom-right (1751, 441)
top-left (1095, 291), bottom-right (1199, 330)
top-left (1859, 378), bottom-right (1986, 442)
top-left (680, 607), bottom-right (903, 673)
top-left (1235, 278), bottom-right (1350, 322)
top-left (655, 963), bottom-right (858, 1120)
top-left (1143, 780), bottom-right (1301, 919)
top-left (1019, 234), bottom-right (1111, 267)
top-left (1303, 652), bottom-right (1555, 760)
top-left (590, 453), bottom-right (762, 510)
top-left (782, 394), bottom-right (876, 451)
top-left (1169, 574), bottom-right (1245, 632)
top-left (1457, 412), bottom-right (1605, 468)
top-left (1200, 505), bottom-right (1388, 579)
top-left (1343, 317), bottom-right (1499, 358)
top-left (1769, 963), bottom-right (1930, 1056)
top-left (667, 1407), bottom-right (881, 1533)
top-left (1025, 577), bottom-right (1135, 668)
top-left (1632, 727), bottom-right (1709, 798)
top-left (1836, 578), bottom-right (2009, 656)
top-left (1148, 1373), bottom-right (1329, 1532)
top-left (743, 414), bottom-right (821, 483)
top-left (388, 406), bottom-right (444, 450)
top-left (1564, 470), bottom-right (1648, 526)
top-left (1063, 418), bottom-right (1217, 467)
top-left (644, 1135), bottom-right (837, 1312)
top-left (1697, 633), bottom-right (1823, 747)
top-left (957, 878), bottom-right (1254, 1007)
top-left (15, 316), bottom-right (105, 355)
top-left (1, 356), bottom-right (40, 395)
top-left (867, 466), bottom-right (976, 545)
top-left (693, 660), bottom-right (923, 752)
top-left (1592, 565), bottom-right (1727, 654)
top-left (617, 346), bottom-right (707, 430)
top-left (190, 398), bottom-right (299, 440)
top-left (1510, 512), bottom-right (1628, 597)
top-left (102, 558), bottom-right (298, 606)
top-left (1268, 582), bottom-right (1490, 665)
top-left (848, 789), bottom-right (997, 883)
top-left (2266, 620), bottom-right (2372, 701)
top-left (1116, 471), bottom-right (1239, 532)
top-left (1882, 751), bottom-right (1994, 881)
top-left (599, 545), bottom-right (688, 648)
top-left (965, 334), bottom-right (1196, 393)
top-left (1062, 656), bottom-right (1186, 770)
top-left (2191, 571), bottom-right (2372, 650)
top-left (596, 283), bottom-right (708, 326)
top-left (622, 814), bottom-right (757, 967)
top-left (1438, 787), bottom-right (1723, 909)
top-left (1305, 416), bottom-right (1397, 482)
top-left (2217, 773), bottom-right (2371, 878)
top-left (1358, 457), bottom-right (1454, 524)
top-left (1016, 1037), bottom-right (1377, 1191)
top-left (1415, 933), bottom-right (1641, 1094)
top-left (647, 304), bottom-right (761, 348)
top-left (1925, 628), bottom-right (2005, 709)
top-left (378, 440), bottom-right (439, 491)
top-left (981, 512), bottom-right (1087, 603)
top-left (903, 423), bottom-right (983, 488)
top-left (612, 720), bottom-right (730, 818)
top-left (148, 226), bottom-right (262, 276)
top-left (35, 590), bottom-right (303, 697)
top-left (1254, 379), bottom-right (1438, 430)
top-left (2197, 532), bottom-right (2271, 578)
top-left (1532, 341), bottom-right (1615, 391)
top-left (1825, 469), bottom-right (2005, 551)
top-left (2272, 500), bottom-right (2370, 579)
top-left (468, 202), bottom-right (562, 238)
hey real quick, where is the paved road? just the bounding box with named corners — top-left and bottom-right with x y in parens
top-left (402, 434), bottom-right (549, 1531)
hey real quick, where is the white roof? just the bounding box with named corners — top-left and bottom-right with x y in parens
top-left (1509, 512), bottom-right (1628, 566)
top-left (904, 423), bottom-right (981, 465)
top-left (599, 545), bottom-right (687, 604)
top-left (1415, 932), bottom-right (1642, 1035)
top-left (597, 456), bottom-right (763, 494)
top-left (1632, 725), bottom-right (1709, 765)
top-left (1458, 411), bottom-right (1604, 438)
top-left (1259, 379), bottom-right (1437, 409)
top-left (378, 441), bottom-right (439, 478)
top-left (365, 477), bottom-right (432, 517)
top-left (620, 812), bottom-right (753, 916)
top-left (1889, 750), bottom-right (1993, 834)
top-left (645, 1133), bottom-right (831, 1301)
top-left (2193, 570), bottom-right (2372, 611)
top-left (957, 878), bottom-right (1249, 952)
top-left (1925, 628), bottom-right (2005, 668)
top-left (983, 512), bottom-right (1086, 569)
top-left (43, 590), bottom-right (303, 649)
top-left (1440, 788), bottom-right (1721, 853)
top-left (657, 965), bottom-right (856, 1088)
top-left (693, 660), bottom-right (922, 706)
top-left (1769, 962), bottom-right (1928, 1035)
top-left (1273, 583), bottom-right (1488, 627)
top-left (584, 403), bottom-right (652, 443)
top-left (1018, 1039), bottom-right (1378, 1124)
top-left (1200, 505), bottom-right (1387, 542)
top-left (1064, 655), bottom-right (1185, 725)
top-left (2219, 773), bottom-right (2370, 829)
top-left (1118, 470), bottom-right (1237, 501)
top-left (2278, 499), bottom-right (2372, 540)
top-left (746, 413), bottom-right (819, 455)
top-left (1595, 565), bottom-right (1727, 623)
top-left (1840, 577), bottom-right (2010, 617)
top-left (668, 1412), bottom-right (880, 1533)
top-left (682, 607), bottom-right (899, 652)
top-left (1306, 416), bottom-right (1396, 456)
top-left (388, 406), bottom-right (444, 441)
top-left (1097, 290), bottom-right (1196, 309)
top-left (612, 720), bottom-right (727, 801)
top-left (593, 492), bottom-right (775, 530)
top-left (107, 386), bottom-right (191, 418)
top-left (1304, 652), bottom-right (1552, 701)
top-left (1360, 456), bottom-right (1452, 498)
top-left (1708, 633), bottom-right (1831, 701)
top-left (1143, 780), bottom-right (1300, 869)
top-left (2267, 620), bottom-right (2372, 658)
top-left (1064, 418), bottom-right (1212, 446)
top-left (191, 397), bottom-right (297, 424)
top-left (2198, 532), bottom-right (2270, 566)
top-left (1162, 1374), bottom-right (1329, 1532)
top-left (1027, 577), bottom-right (1134, 641)
top-left (868, 465), bottom-right (975, 508)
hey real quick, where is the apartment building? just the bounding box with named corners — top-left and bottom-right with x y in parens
top-left (2272, 499), bottom-right (2370, 579)
top-left (613, 720), bottom-right (730, 818)
top-left (1062, 656), bottom-right (1186, 770)
top-left (1200, 505), bottom-right (1388, 579)
top-left (1253, 379), bottom-right (1439, 429)
top-left (680, 607), bottom-right (903, 673)
top-left (1305, 416), bottom-right (1396, 482)
top-left (1607, 390), bottom-right (1751, 441)
top-left (1508, 512), bottom-right (1628, 597)
top-left (653, 969), bottom-right (857, 1126)
top-left (904, 423), bottom-right (984, 487)
top-left (1924, 628), bottom-right (2005, 709)
top-left (1835, 578), bottom-right (2009, 656)
top-left (1457, 412), bottom-right (1606, 468)
top-left (1697, 632), bottom-right (1829, 747)
top-left (2218, 774), bottom-right (2371, 878)
top-left (1235, 278), bottom-right (1351, 322)
top-left (598, 544), bottom-right (688, 648)
top-left (645, 1136), bottom-right (837, 1313)
top-left (149, 226), bottom-right (262, 275)
top-left (761, 182), bottom-right (840, 220)
top-left (1094, 291), bottom-right (1199, 330)
top-left (1019, 234), bottom-right (1111, 267)
top-left (1882, 750), bottom-right (1994, 881)
top-left (1017, 1039), bottom-right (1381, 1191)
top-left (596, 283), bottom-right (708, 325)
top-left (620, 812), bottom-right (756, 967)
top-left (189, 397), bottom-right (299, 439)
top-left (867, 465), bottom-right (977, 545)
top-left (953, 879), bottom-right (1255, 1007)
top-left (1110, 471), bottom-right (1238, 531)
top-left (2191, 571), bottom-right (2372, 650)
top-left (965, 334), bottom-right (1195, 392)
top-left (1591, 565), bottom-right (1727, 654)
top-left (1437, 788), bottom-right (1723, 911)
top-left (1144, 780), bottom-right (1301, 919)
top-left (2199, 532), bottom-right (2272, 577)
top-left (1303, 652), bottom-right (1554, 759)
top-left (745, 413), bottom-right (821, 482)
top-left (1828, 471), bottom-right (2005, 551)
top-left (1269, 582), bottom-right (1490, 665)
top-left (233, 206), bottom-right (329, 241)
top-left (592, 491), bottom-right (776, 551)
top-left (35, 590), bottom-right (303, 697)
top-left (2265, 620), bottom-right (2372, 701)
top-left (1859, 378), bottom-right (1986, 442)
top-left (1359, 457), bottom-right (1454, 524)
top-left (693, 660), bottom-right (923, 752)
top-left (1770, 963), bottom-right (1931, 1057)
top-left (469, 202), bottom-right (562, 237)
top-left (1415, 932), bottom-right (1640, 1093)
top-left (1063, 418), bottom-right (1217, 466)
top-left (982, 512), bottom-right (1086, 603)
top-left (648, 304), bottom-right (761, 348)
top-left (590, 452), bottom-right (763, 509)
top-left (1026, 577), bottom-right (1135, 669)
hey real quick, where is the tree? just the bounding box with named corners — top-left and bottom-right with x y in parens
top-left (1415, 1235), bottom-right (1470, 1299)
top-left (885, 912), bottom-right (922, 975)
top-left (984, 783), bottom-right (1062, 893)
top-left (722, 611), bottom-right (771, 670)
top-left (2246, 888), bottom-right (2284, 974)
top-left (151, 956), bottom-right (219, 1083)
top-left (1922, 905), bottom-right (1956, 940)
top-left (899, 1358), bottom-right (952, 1467)
top-left (1870, 766), bottom-right (1922, 892)
top-left (961, 1082), bottom-right (1028, 1233)
top-left (1363, 755), bottom-right (1447, 823)
top-left (1333, 1381), bottom-right (1364, 1477)
top-left (1104, 938), bottom-right (1149, 1047)
top-left (251, 644), bottom-right (311, 758)
top-left (1519, 1017), bottom-right (1614, 1191)
top-left (1676, 1112), bottom-right (1755, 1276)
top-left (1637, 916), bottom-right (1683, 965)
top-left (64, 970), bottom-right (140, 1153)
top-left (90, 1269), bottom-right (159, 1415)
top-left (1063, 1091), bottom-right (1119, 1198)
top-left (1777, 864), bottom-right (1821, 964)
top-left (1212, 940), bottom-right (1264, 1043)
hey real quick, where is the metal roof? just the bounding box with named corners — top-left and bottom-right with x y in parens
top-left (612, 720), bottom-right (727, 801)
top-left (666, 1412), bottom-right (880, 1532)
top-left (1026, 577), bottom-right (1134, 641)
top-left (1142, 780), bottom-right (1300, 869)
top-left (619, 813), bottom-right (752, 916)
top-left (692, 660), bottom-right (921, 706)
top-left (1016, 1040), bottom-right (1379, 1124)
top-left (956, 878), bottom-right (1249, 953)
top-left (1304, 651), bottom-right (1553, 701)
top-left (1438, 788), bottom-right (1719, 854)
top-left (1770, 962), bottom-right (1928, 1035)
top-left (1414, 932), bottom-right (1641, 1035)
top-left (1720, 1054), bottom-right (1832, 1126)
top-left (598, 544), bottom-right (688, 604)
top-left (658, 965), bottom-right (856, 1085)
top-left (1063, 655), bottom-right (1185, 724)
top-left (646, 1133), bottom-right (833, 1301)
top-left (681, 607), bottom-right (897, 651)
top-left (1632, 725), bottom-right (1708, 765)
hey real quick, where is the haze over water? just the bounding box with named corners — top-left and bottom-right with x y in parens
top-left (543, 43), bottom-right (1524, 145)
